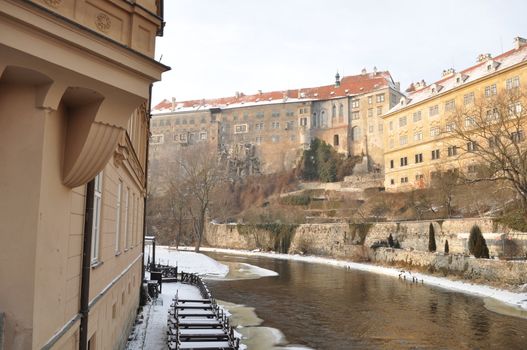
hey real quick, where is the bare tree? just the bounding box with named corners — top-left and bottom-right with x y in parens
top-left (165, 175), bottom-right (189, 249)
top-left (446, 88), bottom-right (527, 208)
top-left (178, 144), bottom-right (224, 252)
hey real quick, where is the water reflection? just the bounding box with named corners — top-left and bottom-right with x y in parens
top-left (205, 253), bottom-right (527, 350)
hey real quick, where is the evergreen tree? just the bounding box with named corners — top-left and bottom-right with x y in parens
top-left (468, 225), bottom-right (490, 258)
top-left (428, 223), bottom-right (437, 252)
top-left (444, 239), bottom-right (449, 254)
top-left (388, 233), bottom-right (394, 248)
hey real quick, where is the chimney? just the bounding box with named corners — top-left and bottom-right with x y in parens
top-left (258, 89), bottom-right (263, 95)
top-left (335, 71), bottom-right (341, 87)
top-left (405, 83), bottom-right (415, 93)
top-left (373, 66), bottom-right (378, 75)
top-left (394, 81), bottom-right (401, 91)
top-left (441, 68), bottom-right (455, 78)
top-left (421, 79), bottom-right (426, 87)
top-left (361, 68), bottom-right (367, 75)
top-left (477, 53), bottom-right (492, 62)
top-left (235, 91), bottom-right (240, 98)
top-left (171, 97), bottom-right (176, 111)
top-left (514, 36), bottom-right (527, 50)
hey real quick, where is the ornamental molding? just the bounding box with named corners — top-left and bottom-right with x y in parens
top-left (95, 13), bottom-right (111, 33)
top-left (43, 0), bottom-right (62, 8)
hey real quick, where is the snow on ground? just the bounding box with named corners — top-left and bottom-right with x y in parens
top-left (186, 247), bottom-right (527, 312)
top-left (147, 246), bottom-right (229, 277)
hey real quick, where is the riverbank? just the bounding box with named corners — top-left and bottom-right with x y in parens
top-left (183, 246), bottom-right (527, 315)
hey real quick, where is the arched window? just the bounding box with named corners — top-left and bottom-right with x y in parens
top-left (334, 134), bottom-right (339, 146)
top-left (351, 126), bottom-right (361, 141)
top-left (332, 104), bottom-right (336, 119)
top-left (320, 110), bottom-right (327, 128)
top-left (312, 112), bottom-right (317, 128)
top-left (339, 104), bottom-right (344, 123)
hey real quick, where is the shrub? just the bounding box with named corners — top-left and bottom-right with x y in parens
top-left (280, 194), bottom-right (311, 206)
top-left (428, 223), bottom-right (437, 252)
top-left (468, 225), bottom-right (490, 258)
top-left (444, 239), bottom-right (449, 254)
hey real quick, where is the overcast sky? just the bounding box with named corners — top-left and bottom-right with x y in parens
top-left (152, 0), bottom-right (527, 105)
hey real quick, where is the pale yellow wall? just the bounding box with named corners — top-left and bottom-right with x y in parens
top-left (383, 62), bottom-right (527, 191)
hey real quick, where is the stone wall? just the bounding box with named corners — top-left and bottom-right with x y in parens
top-left (370, 247), bottom-right (527, 286)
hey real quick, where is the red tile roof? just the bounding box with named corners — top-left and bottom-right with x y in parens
top-left (153, 71), bottom-right (394, 112)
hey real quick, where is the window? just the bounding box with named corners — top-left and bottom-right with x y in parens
top-left (445, 122), bottom-right (455, 132)
top-left (271, 121), bottom-right (280, 129)
top-left (272, 111), bottom-right (280, 118)
top-left (299, 118), bottom-right (307, 126)
top-left (352, 127), bottom-right (361, 140)
top-left (175, 118), bottom-right (180, 125)
top-left (200, 132), bottom-right (207, 140)
top-left (377, 106), bottom-right (383, 116)
top-left (413, 111), bottom-right (422, 122)
top-left (334, 134), bottom-right (339, 146)
top-left (512, 130), bottom-right (524, 143)
top-left (429, 105), bottom-right (439, 116)
top-left (484, 84), bottom-right (497, 97)
top-left (400, 177), bottom-right (409, 183)
top-left (201, 116), bottom-right (206, 124)
top-left (368, 96), bottom-right (373, 105)
top-left (465, 116), bottom-right (475, 127)
top-left (366, 125), bottom-right (372, 133)
top-left (415, 174), bottom-right (424, 181)
top-left (233, 114), bottom-right (238, 122)
top-left (255, 136), bottom-right (263, 144)
top-left (179, 133), bottom-right (187, 142)
top-left (352, 99), bottom-right (360, 108)
top-left (271, 135), bottom-right (280, 143)
top-left (115, 180), bottom-right (122, 254)
top-left (400, 157), bottom-right (408, 166)
top-left (368, 109), bottom-right (373, 117)
top-left (430, 127), bottom-right (440, 137)
top-left (488, 136), bottom-right (499, 148)
top-left (150, 134), bottom-right (164, 144)
top-left (376, 94), bottom-right (385, 103)
top-left (390, 160), bottom-right (394, 169)
top-left (286, 110), bottom-right (294, 117)
top-left (91, 172), bottom-right (103, 263)
top-left (399, 135), bottom-right (408, 145)
top-left (506, 76), bottom-right (520, 90)
top-left (415, 153), bottom-right (423, 163)
top-left (431, 149), bottom-right (440, 160)
top-left (124, 187), bottom-right (129, 249)
top-left (447, 146), bottom-right (458, 157)
top-left (508, 102), bottom-right (522, 116)
top-left (399, 116), bottom-right (407, 127)
top-left (351, 111), bottom-right (360, 120)
top-left (235, 124), bottom-right (248, 133)
top-left (378, 123), bottom-right (383, 133)
top-left (467, 141), bottom-right (477, 152)
top-left (414, 131), bottom-right (423, 141)
top-left (286, 121), bottom-right (294, 130)
top-left (389, 121), bottom-right (393, 131)
top-left (332, 105), bottom-right (336, 118)
top-left (182, 118), bottom-right (187, 125)
top-left (189, 118), bottom-right (195, 124)
top-left (255, 122), bottom-right (264, 130)
top-left (486, 108), bottom-right (499, 121)
top-left (338, 104), bottom-right (344, 122)
top-left (130, 193), bottom-right (135, 247)
top-left (445, 99), bottom-right (455, 111)
top-left (390, 179), bottom-right (395, 185)
top-left (464, 92), bottom-right (475, 105)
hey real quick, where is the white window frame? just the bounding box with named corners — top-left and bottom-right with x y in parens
top-left (115, 180), bottom-right (122, 254)
top-left (91, 172), bottom-right (103, 264)
top-left (124, 187), bottom-right (130, 250)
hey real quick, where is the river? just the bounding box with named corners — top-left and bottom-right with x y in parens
top-left (204, 252), bottom-right (527, 350)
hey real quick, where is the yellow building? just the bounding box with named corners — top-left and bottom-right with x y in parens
top-left (0, 1), bottom-right (167, 349)
top-left (383, 37), bottom-right (527, 191)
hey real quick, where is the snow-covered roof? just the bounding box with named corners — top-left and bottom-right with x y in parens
top-left (387, 43), bottom-right (527, 116)
top-left (152, 71), bottom-right (395, 115)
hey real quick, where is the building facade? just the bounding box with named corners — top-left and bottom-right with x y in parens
top-left (0, 1), bottom-right (167, 349)
top-left (383, 37), bottom-right (527, 191)
top-left (150, 70), bottom-right (401, 184)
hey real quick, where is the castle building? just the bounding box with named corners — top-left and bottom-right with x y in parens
top-left (0, 1), bottom-right (167, 349)
top-left (151, 70), bottom-right (401, 182)
top-left (383, 37), bottom-right (527, 191)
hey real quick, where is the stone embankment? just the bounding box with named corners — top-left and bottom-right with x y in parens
top-left (205, 218), bottom-right (527, 288)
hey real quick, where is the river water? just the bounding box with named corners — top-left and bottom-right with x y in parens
top-left (204, 252), bottom-right (527, 350)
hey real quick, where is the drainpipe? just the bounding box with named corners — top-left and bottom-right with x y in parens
top-left (79, 179), bottom-right (95, 350)
top-left (141, 83), bottom-right (153, 298)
